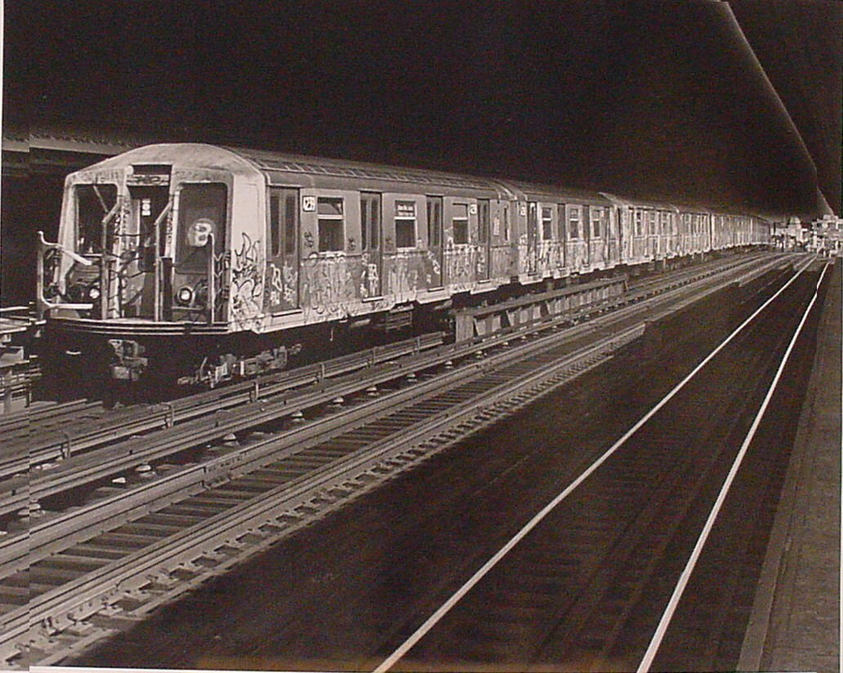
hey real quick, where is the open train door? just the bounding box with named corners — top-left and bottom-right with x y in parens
top-left (266, 187), bottom-right (300, 311)
top-left (126, 169), bottom-right (173, 320)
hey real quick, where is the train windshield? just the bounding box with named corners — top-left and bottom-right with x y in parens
top-left (176, 183), bottom-right (227, 270)
top-left (75, 184), bottom-right (118, 254)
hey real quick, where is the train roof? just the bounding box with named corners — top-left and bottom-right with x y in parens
top-left (68, 143), bottom-right (264, 181)
top-left (230, 146), bottom-right (505, 193)
top-left (603, 192), bottom-right (770, 220)
top-left (68, 143), bottom-right (612, 203)
top-left (65, 144), bottom-right (771, 221)
top-left (503, 180), bottom-right (611, 204)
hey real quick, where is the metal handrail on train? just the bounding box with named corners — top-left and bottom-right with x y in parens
top-left (35, 231), bottom-right (95, 317)
top-left (206, 232), bottom-right (216, 324)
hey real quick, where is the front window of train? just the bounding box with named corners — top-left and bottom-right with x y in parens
top-left (175, 183), bottom-right (227, 270)
top-left (76, 184), bottom-right (118, 254)
top-left (56, 184), bottom-right (119, 309)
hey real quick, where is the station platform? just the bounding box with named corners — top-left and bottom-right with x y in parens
top-left (739, 259), bottom-right (841, 672)
top-left (0, 309), bottom-right (40, 413)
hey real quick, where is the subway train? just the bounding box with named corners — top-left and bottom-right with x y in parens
top-left (36, 143), bottom-right (771, 387)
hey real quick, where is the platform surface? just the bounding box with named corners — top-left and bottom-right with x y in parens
top-left (740, 259), bottom-right (841, 672)
top-left (0, 317), bottom-right (30, 337)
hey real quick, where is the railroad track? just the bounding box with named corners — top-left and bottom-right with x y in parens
top-left (4, 333), bottom-right (447, 475)
top-left (1, 252), bottom-right (806, 666)
top-left (367, 258), bottom-right (826, 672)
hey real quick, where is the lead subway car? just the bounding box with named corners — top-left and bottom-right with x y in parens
top-left (36, 143), bottom-right (770, 388)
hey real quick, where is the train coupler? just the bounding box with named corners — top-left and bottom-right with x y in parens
top-left (107, 339), bottom-right (148, 381)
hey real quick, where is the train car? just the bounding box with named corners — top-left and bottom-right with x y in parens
top-left (504, 183), bottom-right (619, 280)
top-left (36, 143), bottom-right (771, 388)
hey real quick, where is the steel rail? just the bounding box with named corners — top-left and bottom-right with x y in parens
top-left (9, 296), bottom-right (642, 574)
top-left (7, 333), bottom-right (446, 466)
top-left (10, 322), bottom-right (648, 663)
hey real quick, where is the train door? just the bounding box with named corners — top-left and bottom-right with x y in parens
top-left (503, 201), bottom-right (516, 276)
top-left (426, 196), bottom-right (443, 287)
top-left (527, 201), bottom-right (539, 275)
top-left (267, 187), bottom-right (300, 311)
top-left (557, 203), bottom-right (567, 271)
top-left (360, 192), bottom-right (382, 296)
top-left (477, 198), bottom-right (490, 280)
top-left (72, 183), bottom-right (120, 318)
top-left (173, 183), bottom-right (228, 323)
top-left (129, 185), bottom-right (171, 319)
top-left (583, 204), bottom-right (591, 266)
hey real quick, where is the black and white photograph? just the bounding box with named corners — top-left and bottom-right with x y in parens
top-left (1, 1), bottom-right (841, 671)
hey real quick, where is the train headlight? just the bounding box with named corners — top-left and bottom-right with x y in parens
top-left (87, 285), bottom-right (101, 301)
top-left (176, 286), bottom-right (194, 306)
top-left (67, 284), bottom-right (85, 303)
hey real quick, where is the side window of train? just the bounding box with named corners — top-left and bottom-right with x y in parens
top-left (395, 200), bottom-right (417, 249)
top-left (635, 210), bottom-right (643, 237)
top-left (75, 184), bottom-right (118, 254)
top-left (317, 197), bottom-right (344, 252)
top-left (541, 207), bottom-right (553, 240)
top-left (453, 204), bottom-right (469, 244)
top-left (176, 183), bottom-right (227, 270)
top-left (568, 205), bottom-right (580, 239)
top-left (269, 188), bottom-right (299, 258)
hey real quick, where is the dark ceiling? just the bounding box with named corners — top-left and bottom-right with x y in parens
top-left (6, 0), bottom-right (841, 217)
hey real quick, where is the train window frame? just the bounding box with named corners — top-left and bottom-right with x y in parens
top-left (590, 207), bottom-right (602, 239)
top-left (635, 210), bottom-right (643, 237)
top-left (502, 203), bottom-right (510, 242)
top-left (317, 196), bottom-right (345, 252)
top-left (648, 211), bottom-right (657, 233)
top-left (568, 205), bottom-right (580, 240)
top-left (75, 183), bottom-right (119, 255)
top-left (394, 200), bottom-right (417, 249)
top-left (427, 196), bottom-right (443, 248)
top-left (660, 211), bottom-right (670, 234)
top-left (175, 182), bottom-right (228, 271)
top-left (556, 204), bottom-right (566, 240)
top-left (477, 199), bottom-right (490, 245)
top-left (452, 204), bottom-right (469, 244)
top-left (541, 207), bottom-right (553, 241)
top-left (269, 187), bottom-right (299, 258)
top-left (360, 192), bottom-right (381, 251)
top-left (270, 194), bottom-right (280, 255)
